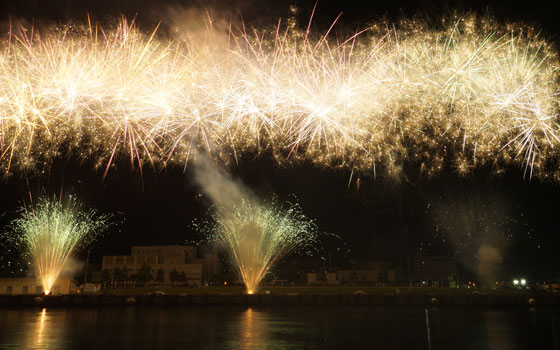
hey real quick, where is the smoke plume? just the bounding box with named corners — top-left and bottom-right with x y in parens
top-left (477, 244), bottom-right (503, 286)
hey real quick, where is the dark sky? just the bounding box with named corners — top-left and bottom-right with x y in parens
top-left (0, 0), bottom-right (559, 281)
top-left (1, 0), bottom-right (560, 33)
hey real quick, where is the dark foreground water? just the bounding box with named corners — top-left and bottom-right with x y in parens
top-left (0, 306), bottom-right (559, 349)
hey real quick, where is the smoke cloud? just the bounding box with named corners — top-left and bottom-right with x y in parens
top-left (477, 244), bottom-right (503, 286)
top-left (193, 154), bottom-right (256, 211)
top-left (157, 5), bottom-right (231, 43)
top-left (61, 256), bottom-right (84, 278)
top-left (427, 188), bottom-right (518, 286)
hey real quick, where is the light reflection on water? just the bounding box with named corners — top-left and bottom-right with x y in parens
top-left (0, 306), bottom-right (558, 349)
top-left (33, 308), bottom-right (48, 348)
top-left (241, 308), bottom-right (261, 349)
top-left (2, 307), bottom-right (67, 349)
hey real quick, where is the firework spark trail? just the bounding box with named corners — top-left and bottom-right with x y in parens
top-left (196, 198), bottom-right (318, 294)
top-left (0, 14), bottom-right (559, 179)
top-left (6, 196), bottom-right (109, 294)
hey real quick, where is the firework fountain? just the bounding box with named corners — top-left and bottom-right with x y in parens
top-left (193, 156), bottom-right (318, 294)
top-left (8, 196), bottom-right (109, 295)
top-left (0, 13), bottom-right (558, 179)
top-left (198, 198), bottom-right (318, 294)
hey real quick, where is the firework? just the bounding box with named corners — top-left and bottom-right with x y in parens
top-left (7, 196), bottom-right (109, 294)
top-left (197, 198), bottom-right (318, 294)
top-left (0, 14), bottom-right (558, 179)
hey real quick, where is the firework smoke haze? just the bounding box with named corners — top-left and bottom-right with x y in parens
top-left (6, 196), bottom-right (109, 294)
top-left (193, 155), bottom-right (255, 211)
top-left (426, 188), bottom-right (531, 284)
top-left (477, 245), bottom-right (503, 285)
top-left (0, 13), bottom-right (559, 179)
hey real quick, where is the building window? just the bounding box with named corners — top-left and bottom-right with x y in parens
top-left (22, 286), bottom-right (29, 294)
top-left (6, 286), bottom-right (13, 294)
top-left (36, 286), bottom-right (42, 293)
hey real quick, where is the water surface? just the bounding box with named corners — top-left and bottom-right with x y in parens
top-left (0, 306), bottom-right (558, 349)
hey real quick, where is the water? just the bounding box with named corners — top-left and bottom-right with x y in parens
top-left (0, 306), bottom-right (558, 349)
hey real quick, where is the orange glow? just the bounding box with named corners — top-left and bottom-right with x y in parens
top-left (34, 308), bottom-right (48, 347)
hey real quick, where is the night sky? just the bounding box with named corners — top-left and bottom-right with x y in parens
top-left (0, 0), bottom-right (559, 282)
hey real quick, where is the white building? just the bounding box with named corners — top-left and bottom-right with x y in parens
top-left (102, 245), bottom-right (220, 286)
top-left (0, 277), bottom-right (77, 295)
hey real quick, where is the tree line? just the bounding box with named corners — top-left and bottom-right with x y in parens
top-left (101, 263), bottom-right (190, 288)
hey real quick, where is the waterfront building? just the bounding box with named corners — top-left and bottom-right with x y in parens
top-left (0, 277), bottom-right (77, 295)
top-left (101, 245), bottom-right (219, 286)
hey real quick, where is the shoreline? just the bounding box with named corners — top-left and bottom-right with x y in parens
top-left (2, 292), bottom-right (559, 308)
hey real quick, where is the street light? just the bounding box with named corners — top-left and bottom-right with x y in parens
top-left (513, 279), bottom-right (519, 286)
top-left (520, 279), bottom-right (527, 286)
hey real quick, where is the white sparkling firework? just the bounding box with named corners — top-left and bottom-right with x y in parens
top-left (0, 14), bottom-right (559, 179)
top-left (196, 198), bottom-right (318, 294)
top-left (6, 196), bottom-right (109, 294)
